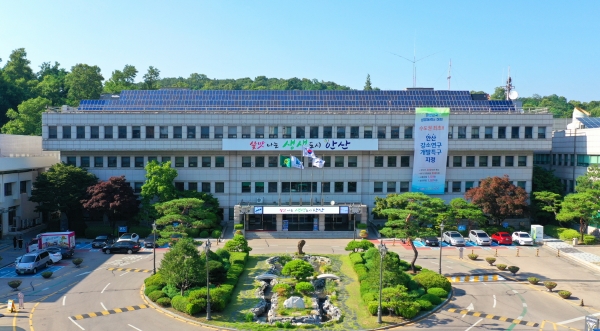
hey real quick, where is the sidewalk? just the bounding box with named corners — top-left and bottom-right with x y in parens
top-left (542, 236), bottom-right (600, 272)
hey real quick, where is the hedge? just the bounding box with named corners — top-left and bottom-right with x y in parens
top-left (397, 301), bottom-right (420, 319)
top-left (144, 273), bottom-right (167, 288)
top-left (156, 297), bottom-right (171, 307)
top-left (558, 229), bottom-right (580, 241)
top-left (171, 295), bottom-right (189, 313)
top-left (544, 225), bottom-right (568, 239)
top-left (215, 248), bottom-right (231, 260)
top-left (144, 285), bottom-right (160, 296)
top-left (416, 299), bottom-right (433, 311)
top-left (583, 235), bottom-right (597, 245)
top-left (349, 252), bottom-right (364, 265)
top-left (427, 287), bottom-right (448, 298)
top-left (229, 252), bottom-right (248, 265)
top-left (353, 264), bottom-right (368, 281)
top-left (420, 293), bottom-right (442, 305)
top-left (199, 230), bottom-right (210, 238)
top-left (413, 270), bottom-right (451, 292)
top-left (367, 301), bottom-right (379, 316)
top-left (148, 290), bottom-right (167, 302)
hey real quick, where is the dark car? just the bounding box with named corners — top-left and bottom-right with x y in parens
top-left (169, 233), bottom-right (183, 246)
top-left (45, 246), bottom-right (75, 259)
top-left (92, 234), bottom-right (115, 249)
top-left (421, 236), bottom-right (439, 246)
top-left (102, 240), bottom-right (141, 254)
top-left (144, 233), bottom-right (160, 248)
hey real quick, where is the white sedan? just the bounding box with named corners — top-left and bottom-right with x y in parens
top-left (512, 231), bottom-right (533, 246)
top-left (43, 248), bottom-right (63, 263)
top-left (117, 233), bottom-right (140, 243)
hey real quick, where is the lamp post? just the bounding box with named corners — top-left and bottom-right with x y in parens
top-left (439, 222), bottom-right (445, 275)
top-left (351, 205), bottom-right (361, 241)
top-left (205, 239), bottom-right (212, 320)
top-left (152, 221), bottom-right (157, 274)
top-left (377, 240), bottom-right (388, 324)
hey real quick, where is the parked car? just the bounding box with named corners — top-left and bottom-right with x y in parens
top-left (102, 240), bottom-right (141, 254)
top-left (15, 251), bottom-right (51, 274)
top-left (92, 234), bottom-right (115, 248)
top-left (117, 233), bottom-right (140, 243)
top-left (468, 230), bottom-right (491, 246)
top-left (144, 233), bottom-right (159, 248)
top-left (512, 232), bottom-right (533, 246)
top-left (15, 255), bottom-right (22, 265)
top-left (418, 236), bottom-right (439, 246)
top-left (45, 246), bottom-right (74, 259)
top-left (43, 248), bottom-right (63, 263)
top-left (491, 232), bottom-right (513, 245)
top-left (169, 233), bottom-right (183, 246)
top-left (442, 231), bottom-right (466, 246)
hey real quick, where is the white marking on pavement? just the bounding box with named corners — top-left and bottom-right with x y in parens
top-left (63, 296), bottom-right (66, 306)
top-left (465, 318), bottom-right (483, 331)
top-left (76, 271), bottom-right (91, 277)
top-left (493, 295), bottom-right (496, 308)
top-left (522, 303), bottom-right (527, 307)
top-left (462, 302), bottom-right (474, 318)
top-left (446, 266), bottom-right (453, 269)
top-left (120, 271), bottom-right (130, 276)
top-left (557, 312), bottom-right (600, 324)
top-left (101, 302), bottom-right (107, 310)
top-left (41, 287), bottom-right (49, 291)
top-left (101, 283), bottom-right (110, 294)
top-left (512, 289), bottom-right (518, 293)
top-left (68, 316), bottom-right (85, 330)
top-left (128, 324), bottom-right (143, 331)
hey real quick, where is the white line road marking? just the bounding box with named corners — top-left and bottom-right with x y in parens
top-left (128, 324), bottom-right (143, 331)
top-left (493, 295), bottom-right (496, 308)
top-left (101, 302), bottom-right (107, 310)
top-left (522, 303), bottom-right (527, 307)
top-left (462, 303), bottom-right (474, 318)
top-left (76, 271), bottom-right (91, 277)
top-left (101, 283), bottom-right (110, 294)
top-left (557, 312), bottom-right (600, 324)
top-left (68, 316), bottom-right (85, 330)
top-left (517, 315), bottom-right (523, 320)
top-left (120, 271), bottom-right (130, 276)
top-left (41, 287), bottom-right (49, 291)
top-left (446, 266), bottom-right (453, 269)
top-left (63, 296), bottom-right (66, 306)
top-left (482, 283), bottom-right (487, 286)
top-left (512, 290), bottom-right (518, 293)
top-left (465, 318), bottom-right (483, 331)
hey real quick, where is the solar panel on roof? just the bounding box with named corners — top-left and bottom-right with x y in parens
top-left (578, 117), bottom-right (600, 129)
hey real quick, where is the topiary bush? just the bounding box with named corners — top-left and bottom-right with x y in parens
top-left (527, 277), bottom-right (539, 285)
top-left (171, 295), bottom-right (189, 313)
top-left (496, 264), bottom-right (507, 271)
top-left (427, 287), bottom-right (448, 298)
top-left (507, 266), bottom-right (520, 275)
top-left (416, 299), bottom-right (433, 311)
top-left (419, 293), bottom-right (442, 305)
top-left (281, 259), bottom-right (314, 281)
top-left (413, 270), bottom-right (452, 292)
top-left (397, 301), bottom-right (420, 319)
top-left (41, 271), bottom-right (53, 278)
top-left (72, 258), bottom-right (83, 267)
top-left (583, 235), bottom-right (597, 245)
top-left (558, 290), bottom-right (571, 299)
top-left (144, 273), bottom-right (167, 288)
top-left (145, 285), bottom-right (160, 296)
top-left (558, 229), bottom-right (580, 241)
top-left (544, 281), bottom-right (557, 292)
top-left (212, 229), bottom-right (222, 239)
top-left (295, 282), bottom-right (315, 294)
top-left (156, 297), bottom-right (171, 307)
top-left (8, 280), bottom-right (22, 290)
top-left (149, 290), bottom-right (167, 302)
top-left (198, 230), bottom-right (209, 238)
top-left (468, 253), bottom-right (478, 260)
top-left (349, 252), bottom-right (364, 265)
top-left (367, 301), bottom-right (379, 316)
top-left (234, 224), bottom-right (244, 230)
top-left (485, 257), bottom-right (496, 265)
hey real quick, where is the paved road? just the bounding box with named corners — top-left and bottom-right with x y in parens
top-left (1, 238), bottom-right (599, 330)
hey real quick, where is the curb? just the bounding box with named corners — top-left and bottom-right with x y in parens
top-left (541, 244), bottom-right (600, 274)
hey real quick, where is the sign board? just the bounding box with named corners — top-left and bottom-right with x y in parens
top-left (458, 225), bottom-right (466, 231)
top-left (339, 206), bottom-right (349, 214)
top-left (7, 299), bottom-right (15, 312)
top-left (530, 225), bottom-right (544, 244)
top-left (263, 206), bottom-right (339, 214)
top-left (282, 220), bottom-right (288, 231)
top-left (502, 222), bottom-right (509, 228)
top-left (411, 108), bottom-right (450, 194)
top-left (118, 226), bottom-right (128, 233)
top-left (313, 218), bottom-right (319, 231)
top-left (585, 315), bottom-right (599, 331)
top-left (222, 138), bottom-right (379, 151)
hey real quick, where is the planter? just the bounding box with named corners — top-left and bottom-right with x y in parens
top-left (544, 281), bottom-right (557, 292)
top-left (359, 230), bottom-right (368, 238)
top-left (8, 280), bottom-right (22, 291)
top-left (485, 257), bottom-right (496, 266)
top-left (558, 290), bottom-right (571, 299)
top-left (527, 277), bottom-right (539, 285)
top-left (468, 253), bottom-right (478, 260)
top-left (507, 266), bottom-right (519, 275)
top-left (41, 271), bottom-right (53, 279)
top-left (73, 258), bottom-right (83, 268)
top-left (496, 264), bottom-right (507, 271)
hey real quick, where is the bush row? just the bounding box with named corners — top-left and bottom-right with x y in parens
top-left (349, 252), bottom-right (364, 265)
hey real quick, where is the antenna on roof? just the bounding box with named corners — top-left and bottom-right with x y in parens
top-left (447, 59), bottom-right (452, 90)
top-left (506, 67), bottom-right (518, 100)
top-left (388, 49), bottom-right (442, 88)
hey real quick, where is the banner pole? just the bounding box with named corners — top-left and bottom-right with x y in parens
top-left (321, 154), bottom-right (325, 205)
top-left (278, 154), bottom-right (281, 206)
top-left (289, 154), bottom-right (292, 205)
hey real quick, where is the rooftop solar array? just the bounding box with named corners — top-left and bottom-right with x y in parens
top-left (78, 90), bottom-right (516, 112)
top-left (578, 117), bottom-right (600, 129)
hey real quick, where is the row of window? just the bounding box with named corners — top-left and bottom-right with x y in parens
top-left (47, 125), bottom-right (547, 140)
top-left (2, 181), bottom-right (29, 198)
top-left (534, 154), bottom-right (600, 167)
top-left (449, 155), bottom-right (528, 167)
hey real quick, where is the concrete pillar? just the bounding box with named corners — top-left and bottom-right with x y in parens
top-left (276, 214), bottom-right (283, 231)
top-left (319, 214), bottom-right (325, 231)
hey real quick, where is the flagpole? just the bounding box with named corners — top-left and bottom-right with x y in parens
top-left (278, 153), bottom-right (281, 206)
top-left (300, 154), bottom-right (303, 206)
top-left (288, 154), bottom-right (292, 205)
top-left (321, 154), bottom-right (325, 206)
top-left (310, 169), bottom-right (313, 206)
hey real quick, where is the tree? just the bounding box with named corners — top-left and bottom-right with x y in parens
top-left (1, 48), bottom-right (38, 125)
top-left (142, 66), bottom-right (161, 90)
top-left (446, 198), bottom-right (486, 232)
top-left (159, 239), bottom-right (204, 295)
top-left (532, 191), bottom-right (562, 217)
top-left (104, 64), bottom-right (138, 94)
top-left (81, 176), bottom-right (139, 232)
top-left (364, 74), bottom-right (373, 91)
top-left (30, 163), bottom-right (98, 233)
top-left (532, 166), bottom-right (563, 194)
top-left (154, 198), bottom-right (219, 230)
top-left (531, 166), bottom-right (563, 223)
top-left (223, 234), bottom-right (252, 253)
top-left (373, 192), bottom-right (446, 273)
top-left (490, 86), bottom-right (506, 100)
top-left (65, 64), bottom-right (104, 106)
top-left (556, 192), bottom-right (600, 241)
top-left (35, 61), bottom-right (69, 106)
top-left (464, 175), bottom-right (528, 224)
top-left (1, 97), bottom-right (50, 135)
top-left (141, 161), bottom-right (178, 203)
top-left (281, 259), bottom-right (314, 281)
top-left (575, 165), bottom-right (600, 194)
top-left (344, 239), bottom-right (375, 252)
top-left (177, 190), bottom-right (221, 216)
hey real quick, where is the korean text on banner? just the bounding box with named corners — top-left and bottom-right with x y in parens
top-left (411, 107), bottom-right (450, 194)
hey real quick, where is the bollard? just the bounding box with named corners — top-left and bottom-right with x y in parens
top-left (393, 238), bottom-right (395, 246)
top-left (580, 299), bottom-right (584, 306)
top-left (557, 249), bottom-right (560, 257)
top-left (495, 249), bottom-right (498, 257)
top-left (471, 249), bottom-right (474, 255)
top-left (536, 248), bottom-right (539, 257)
top-left (516, 248), bottom-right (520, 257)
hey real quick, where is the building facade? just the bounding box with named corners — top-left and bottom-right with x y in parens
top-left (41, 90), bottom-right (553, 236)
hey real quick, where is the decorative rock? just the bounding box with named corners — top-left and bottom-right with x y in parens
top-left (284, 296), bottom-right (305, 309)
top-left (250, 299), bottom-right (267, 318)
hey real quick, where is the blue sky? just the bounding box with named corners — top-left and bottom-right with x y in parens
top-left (2, 1), bottom-right (599, 101)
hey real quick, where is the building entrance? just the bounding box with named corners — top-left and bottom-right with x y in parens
top-left (324, 214), bottom-right (352, 231)
top-left (283, 214), bottom-right (318, 231)
top-left (247, 214), bottom-right (276, 231)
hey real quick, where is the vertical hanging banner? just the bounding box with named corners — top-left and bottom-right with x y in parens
top-left (411, 107), bottom-right (450, 194)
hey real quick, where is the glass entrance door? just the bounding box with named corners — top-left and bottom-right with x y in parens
top-left (285, 214), bottom-right (315, 231)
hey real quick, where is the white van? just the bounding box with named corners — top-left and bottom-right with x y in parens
top-left (15, 251), bottom-right (51, 274)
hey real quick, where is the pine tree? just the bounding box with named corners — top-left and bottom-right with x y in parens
top-left (364, 74), bottom-right (373, 91)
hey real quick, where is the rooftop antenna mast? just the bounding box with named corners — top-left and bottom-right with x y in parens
top-left (447, 59), bottom-right (452, 90)
top-left (506, 66), bottom-right (519, 101)
top-left (388, 49), bottom-right (442, 88)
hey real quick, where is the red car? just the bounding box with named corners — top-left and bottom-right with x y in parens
top-left (491, 232), bottom-right (512, 245)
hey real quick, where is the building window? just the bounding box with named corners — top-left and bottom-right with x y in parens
top-left (215, 182), bottom-right (224, 193)
top-left (157, 126), bottom-right (167, 139)
top-left (20, 181), bottom-right (27, 194)
top-left (188, 156), bottom-right (198, 167)
top-left (49, 126), bottom-right (57, 139)
top-left (400, 181), bottom-right (409, 192)
top-left (76, 126), bottom-right (85, 139)
top-left (241, 126), bottom-right (250, 138)
top-left (377, 126), bottom-right (386, 139)
top-left (135, 156), bottom-right (144, 168)
top-left (242, 156), bottom-right (252, 167)
top-left (348, 156), bottom-right (357, 167)
top-left (364, 126), bottom-right (373, 139)
top-left (81, 156), bottom-right (90, 168)
top-left (558, 154), bottom-right (563, 166)
top-left (570, 154), bottom-right (575, 166)
top-left (108, 156), bottom-right (117, 167)
top-left (202, 182), bottom-right (211, 193)
top-left (374, 156), bottom-right (384, 167)
top-left (466, 156), bottom-right (475, 167)
top-left (187, 126), bottom-right (196, 139)
top-left (215, 156), bottom-right (224, 167)
top-left (62, 126), bottom-right (71, 139)
top-left (294, 126), bottom-right (305, 139)
top-left (335, 156), bottom-right (344, 167)
top-left (348, 182), bottom-right (357, 193)
top-left (400, 156), bottom-right (410, 167)
top-left (453, 156), bottom-right (462, 167)
top-left (121, 156), bottom-right (130, 167)
top-left (228, 126), bottom-right (237, 138)
top-left (498, 126), bottom-right (506, 139)
top-left (452, 181), bottom-right (462, 192)
top-left (484, 127), bottom-right (493, 139)
top-left (255, 156), bottom-right (264, 167)
top-left (255, 182), bottom-right (264, 193)
top-left (322, 182), bottom-right (330, 193)
top-left (458, 126), bottom-right (467, 139)
top-left (146, 126), bottom-right (154, 139)
top-left (268, 182), bottom-right (278, 193)
top-left (445, 181), bottom-right (448, 193)
top-left (538, 127), bottom-right (546, 139)
top-left (525, 126), bottom-right (533, 139)
top-left (323, 126), bottom-right (332, 138)
top-left (282, 126), bottom-right (291, 138)
top-left (321, 156), bottom-right (329, 167)
top-left (174, 157), bottom-right (184, 167)
top-left (282, 183), bottom-right (290, 192)
top-left (351, 126), bottom-right (359, 138)
top-left (492, 156), bottom-right (501, 167)
top-left (337, 126), bottom-right (346, 139)
top-left (505, 156), bottom-right (514, 167)
top-left (148, 156), bottom-right (158, 163)
top-left (174, 182), bottom-right (184, 191)
top-left (173, 126), bottom-right (182, 139)
top-left (200, 156), bottom-right (210, 167)
top-left (471, 126), bottom-right (479, 139)
top-left (162, 156), bottom-right (171, 165)
top-left (334, 182), bottom-right (344, 193)
top-left (310, 126), bottom-right (319, 138)
top-left (391, 126), bottom-right (400, 139)
top-left (215, 126), bottom-right (224, 138)
top-left (66, 156), bottom-right (76, 166)
top-left (374, 182), bottom-right (383, 193)
top-left (118, 126), bottom-right (127, 139)
top-left (268, 156), bottom-right (277, 167)
top-left (104, 126), bottom-right (113, 139)
top-left (94, 156), bottom-right (103, 167)
top-left (268, 126), bottom-right (277, 138)
top-left (404, 126), bottom-right (413, 139)
top-left (517, 181), bottom-right (526, 189)
top-left (241, 182), bottom-right (251, 193)
top-left (134, 182), bottom-right (143, 194)
top-left (465, 181), bottom-right (474, 191)
top-left (479, 156), bottom-right (488, 167)
top-left (4, 182), bottom-right (12, 196)
top-left (188, 182), bottom-right (198, 191)
top-left (388, 156), bottom-right (397, 167)
top-left (518, 156), bottom-right (527, 167)
top-left (201, 126), bottom-right (210, 139)
top-left (511, 127), bottom-right (520, 139)
top-left (387, 182), bottom-right (396, 193)
top-left (132, 126), bottom-right (141, 139)
top-left (448, 126), bottom-right (453, 139)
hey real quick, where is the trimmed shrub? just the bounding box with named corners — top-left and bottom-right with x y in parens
top-left (468, 253), bottom-right (478, 260)
top-left (162, 284), bottom-right (180, 298)
top-left (188, 288), bottom-right (208, 301)
top-left (362, 292), bottom-right (377, 304)
top-left (273, 283), bottom-right (292, 296)
top-left (485, 257), bottom-right (496, 265)
top-left (234, 224), bottom-right (244, 230)
top-left (229, 252), bottom-right (248, 265)
top-left (224, 235), bottom-right (252, 253)
top-left (583, 235), bottom-right (597, 245)
top-left (281, 259), bottom-right (314, 281)
top-left (527, 277), bottom-right (539, 285)
top-left (427, 287), bottom-right (448, 298)
top-left (544, 225), bottom-right (567, 239)
top-left (212, 230), bottom-right (222, 239)
top-left (185, 228), bottom-right (200, 238)
top-left (186, 302), bottom-right (202, 315)
top-left (156, 297), bottom-right (171, 307)
top-left (199, 230), bottom-right (210, 238)
top-left (8, 280), bottom-right (22, 290)
top-left (507, 266), bottom-right (520, 275)
top-left (41, 271), bottom-right (53, 278)
top-left (496, 264), bottom-right (507, 271)
top-left (416, 299), bottom-right (433, 311)
top-left (397, 301), bottom-right (420, 319)
top-left (413, 271), bottom-right (452, 292)
top-left (367, 301), bottom-right (379, 316)
top-left (189, 297), bottom-right (207, 311)
top-left (144, 285), bottom-right (160, 296)
top-left (356, 223), bottom-right (368, 229)
top-left (295, 282), bottom-right (314, 294)
top-left (420, 293), bottom-right (442, 305)
top-left (149, 290), bottom-right (167, 302)
top-left (349, 252), bottom-right (364, 265)
top-left (72, 258), bottom-right (83, 267)
top-left (144, 273), bottom-right (167, 288)
top-left (558, 229), bottom-right (579, 241)
top-left (215, 248), bottom-right (230, 261)
top-left (171, 295), bottom-right (189, 313)
top-left (558, 290), bottom-right (572, 299)
top-left (544, 281), bottom-right (557, 292)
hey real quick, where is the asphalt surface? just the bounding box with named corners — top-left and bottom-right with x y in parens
top-left (0, 238), bottom-right (599, 330)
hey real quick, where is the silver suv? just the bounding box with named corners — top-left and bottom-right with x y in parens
top-left (442, 231), bottom-right (466, 246)
top-left (15, 250), bottom-right (51, 274)
top-left (469, 230), bottom-right (491, 246)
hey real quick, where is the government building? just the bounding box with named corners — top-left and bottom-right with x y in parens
top-left (41, 89), bottom-right (553, 238)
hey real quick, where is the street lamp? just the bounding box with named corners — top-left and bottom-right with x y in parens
top-left (351, 205), bottom-right (361, 241)
top-left (439, 222), bottom-right (445, 275)
top-left (377, 240), bottom-right (388, 324)
top-left (205, 239), bottom-right (212, 320)
top-left (152, 221), bottom-right (157, 274)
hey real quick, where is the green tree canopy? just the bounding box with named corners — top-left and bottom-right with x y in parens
top-left (142, 66), bottom-right (161, 90)
top-left (1, 96), bottom-right (50, 135)
top-left (159, 239), bottom-right (205, 295)
top-left (65, 63), bottom-right (104, 106)
top-left (223, 234), bottom-right (252, 253)
top-left (154, 198), bottom-right (218, 229)
top-left (556, 192), bottom-right (600, 241)
top-left (446, 198), bottom-right (486, 231)
top-left (35, 61), bottom-right (69, 106)
top-left (490, 86), bottom-right (506, 100)
top-left (104, 64), bottom-right (138, 94)
top-left (141, 161), bottom-right (178, 203)
top-left (281, 259), bottom-right (314, 281)
top-left (364, 74), bottom-right (372, 91)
